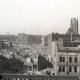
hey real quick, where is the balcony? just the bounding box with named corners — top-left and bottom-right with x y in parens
top-left (58, 62), bottom-right (80, 66)
top-left (58, 62), bottom-right (67, 66)
top-left (0, 74), bottom-right (79, 80)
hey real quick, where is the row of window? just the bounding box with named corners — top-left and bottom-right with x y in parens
top-left (63, 42), bottom-right (79, 47)
top-left (59, 66), bottom-right (77, 72)
top-left (59, 56), bottom-right (78, 62)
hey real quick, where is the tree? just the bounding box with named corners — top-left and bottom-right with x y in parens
top-left (1, 58), bottom-right (24, 74)
top-left (38, 54), bottom-right (53, 71)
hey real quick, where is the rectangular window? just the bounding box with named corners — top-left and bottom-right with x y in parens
top-left (68, 43), bottom-right (72, 47)
top-left (63, 42), bottom-right (67, 47)
top-left (69, 57), bottom-right (72, 62)
top-left (59, 66), bottom-right (65, 72)
top-left (59, 57), bottom-right (65, 62)
top-left (74, 67), bottom-right (77, 72)
top-left (74, 57), bottom-right (78, 62)
top-left (62, 66), bottom-right (65, 72)
top-left (73, 43), bottom-right (77, 47)
top-left (69, 66), bottom-right (72, 72)
top-left (26, 66), bottom-right (32, 71)
top-left (59, 66), bottom-right (61, 72)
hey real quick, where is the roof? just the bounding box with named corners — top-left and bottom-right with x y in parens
top-left (58, 47), bottom-right (80, 52)
top-left (72, 39), bottom-right (80, 43)
top-left (24, 62), bottom-right (33, 66)
top-left (66, 28), bottom-right (75, 34)
top-left (0, 37), bottom-right (11, 41)
top-left (0, 35), bottom-right (17, 42)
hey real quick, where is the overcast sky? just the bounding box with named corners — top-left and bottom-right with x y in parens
top-left (0, 0), bottom-right (80, 35)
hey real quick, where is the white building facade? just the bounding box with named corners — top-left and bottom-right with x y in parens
top-left (57, 49), bottom-right (80, 75)
top-left (51, 39), bottom-right (80, 75)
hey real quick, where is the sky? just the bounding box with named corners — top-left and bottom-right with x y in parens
top-left (0, 0), bottom-right (80, 35)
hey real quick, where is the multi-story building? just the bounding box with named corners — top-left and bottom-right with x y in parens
top-left (51, 18), bottom-right (80, 75)
top-left (16, 33), bottom-right (42, 46)
top-left (52, 33), bottom-right (80, 47)
top-left (51, 37), bottom-right (80, 75)
top-left (57, 48), bottom-right (80, 75)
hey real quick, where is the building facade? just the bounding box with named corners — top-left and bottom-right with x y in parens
top-left (58, 49), bottom-right (80, 75)
top-left (51, 18), bottom-right (80, 75)
top-left (51, 39), bottom-right (80, 75)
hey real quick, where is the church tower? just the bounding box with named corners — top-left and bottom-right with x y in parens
top-left (71, 18), bottom-right (78, 34)
top-left (66, 18), bottom-right (78, 34)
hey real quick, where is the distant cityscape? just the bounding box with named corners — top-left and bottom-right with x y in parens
top-left (0, 17), bottom-right (80, 76)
